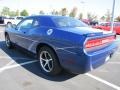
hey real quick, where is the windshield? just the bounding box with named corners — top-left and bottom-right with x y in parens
top-left (17, 17), bottom-right (24, 20)
top-left (52, 17), bottom-right (88, 27)
top-left (9, 17), bottom-right (15, 19)
top-left (0, 17), bottom-right (3, 20)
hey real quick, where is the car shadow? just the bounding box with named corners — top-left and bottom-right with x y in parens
top-left (0, 41), bottom-right (79, 82)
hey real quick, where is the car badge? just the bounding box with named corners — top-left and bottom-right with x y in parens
top-left (47, 29), bottom-right (53, 35)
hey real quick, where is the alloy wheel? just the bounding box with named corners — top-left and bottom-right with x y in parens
top-left (39, 51), bottom-right (53, 72)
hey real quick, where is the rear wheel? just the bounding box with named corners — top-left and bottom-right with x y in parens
top-left (5, 34), bottom-right (13, 49)
top-left (38, 46), bottom-right (62, 75)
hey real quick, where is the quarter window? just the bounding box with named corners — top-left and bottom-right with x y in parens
top-left (33, 20), bottom-right (39, 27)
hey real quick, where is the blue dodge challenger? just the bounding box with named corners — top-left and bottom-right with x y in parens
top-left (5, 15), bottom-right (117, 75)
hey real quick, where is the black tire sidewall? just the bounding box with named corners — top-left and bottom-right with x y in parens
top-left (38, 46), bottom-right (62, 75)
top-left (5, 35), bottom-right (13, 49)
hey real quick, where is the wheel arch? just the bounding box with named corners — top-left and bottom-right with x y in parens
top-left (7, 22), bottom-right (12, 24)
top-left (5, 32), bottom-right (8, 36)
top-left (36, 43), bottom-right (62, 66)
top-left (36, 43), bottom-right (58, 58)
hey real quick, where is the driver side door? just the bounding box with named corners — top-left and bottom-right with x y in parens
top-left (15, 18), bottom-right (34, 49)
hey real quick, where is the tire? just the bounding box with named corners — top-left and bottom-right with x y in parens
top-left (5, 34), bottom-right (13, 49)
top-left (38, 46), bottom-right (62, 75)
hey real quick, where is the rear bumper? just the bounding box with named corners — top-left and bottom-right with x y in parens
top-left (84, 44), bottom-right (117, 72)
top-left (57, 42), bottom-right (118, 74)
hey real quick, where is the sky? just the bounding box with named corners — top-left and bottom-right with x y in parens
top-left (0, 0), bottom-right (120, 18)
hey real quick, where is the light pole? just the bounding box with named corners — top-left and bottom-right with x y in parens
top-left (110, 0), bottom-right (116, 32)
top-left (79, 1), bottom-right (85, 18)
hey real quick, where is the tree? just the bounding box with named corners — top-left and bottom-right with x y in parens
top-left (20, 10), bottom-right (29, 16)
top-left (1, 7), bottom-right (10, 16)
top-left (51, 9), bottom-right (55, 15)
top-left (116, 16), bottom-right (120, 21)
top-left (105, 9), bottom-right (111, 22)
top-left (78, 13), bottom-right (83, 20)
top-left (51, 9), bottom-right (59, 15)
top-left (39, 10), bottom-right (45, 15)
top-left (60, 8), bottom-right (68, 16)
top-left (100, 16), bottom-right (106, 21)
top-left (87, 13), bottom-right (92, 21)
top-left (9, 11), bottom-right (17, 17)
top-left (16, 10), bottom-right (19, 16)
top-left (69, 7), bottom-right (78, 17)
top-left (55, 11), bottom-right (59, 15)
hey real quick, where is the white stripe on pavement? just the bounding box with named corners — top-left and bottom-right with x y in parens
top-left (0, 31), bottom-right (3, 33)
top-left (86, 73), bottom-right (120, 90)
top-left (4, 60), bottom-right (15, 66)
top-left (0, 60), bottom-right (38, 73)
top-left (108, 62), bottom-right (120, 64)
top-left (0, 56), bottom-right (35, 60)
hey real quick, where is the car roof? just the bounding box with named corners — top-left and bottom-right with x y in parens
top-left (24, 15), bottom-right (66, 27)
top-left (25, 15), bottom-right (68, 19)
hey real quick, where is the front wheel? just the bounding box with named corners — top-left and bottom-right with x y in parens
top-left (5, 34), bottom-right (13, 49)
top-left (38, 46), bottom-right (62, 75)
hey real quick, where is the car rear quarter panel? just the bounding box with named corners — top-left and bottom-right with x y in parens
top-left (28, 27), bottom-right (86, 67)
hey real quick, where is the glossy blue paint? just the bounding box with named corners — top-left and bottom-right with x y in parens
top-left (5, 15), bottom-right (118, 74)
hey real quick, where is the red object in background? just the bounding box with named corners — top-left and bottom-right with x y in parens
top-left (82, 19), bottom-right (90, 25)
top-left (93, 22), bottom-right (120, 34)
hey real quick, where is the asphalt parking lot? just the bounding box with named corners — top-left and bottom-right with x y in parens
top-left (0, 26), bottom-right (120, 90)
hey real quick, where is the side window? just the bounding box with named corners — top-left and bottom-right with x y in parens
top-left (17, 19), bottom-right (33, 30)
top-left (33, 20), bottom-right (40, 27)
top-left (106, 23), bottom-right (110, 26)
top-left (100, 23), bottom-right (105, 26)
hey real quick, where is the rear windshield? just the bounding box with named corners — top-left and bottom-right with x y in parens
top-left (114, 23), bottom-right (120, 26)
top-left (100, 23), bottom-right (110, 26)
top-left (52, 17), bottom-right (88, 27)
top-left (9, 17), bottom-right (15, 19)
top-left (99, 22), bottom-right (120, 26)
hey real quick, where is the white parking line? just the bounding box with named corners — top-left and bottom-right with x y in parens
top-left (0, 60), bottom-right (38, 73)
top-left (0, 31), bottom-right (3, 33)
top-left (96, 69), bottom-right (109, 72)
top-left (108, 62), bottom-right (120, 64)
top-left (86, 73), bottom-right (120, 90)
top-left (0, 56), bottom-right (34, 60)
top-left (4, 60), bottom-right (15, 66)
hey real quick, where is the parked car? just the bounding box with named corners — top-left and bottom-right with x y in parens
top-left (89, 20), bottom-right (98, 26)
top-left (93, 22), bottom-right (120, 34)
top-left (82, 19), bottom-right (90, 25)
top-left (4, 15), bottom-right (117, 75)
top-left (4, 16), bottom-right (24, 25)
top-left (0, 16), bottom-right (5, 24)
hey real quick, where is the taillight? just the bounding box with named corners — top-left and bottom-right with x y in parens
top-left (85, 36), bottom-right (115, 48)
